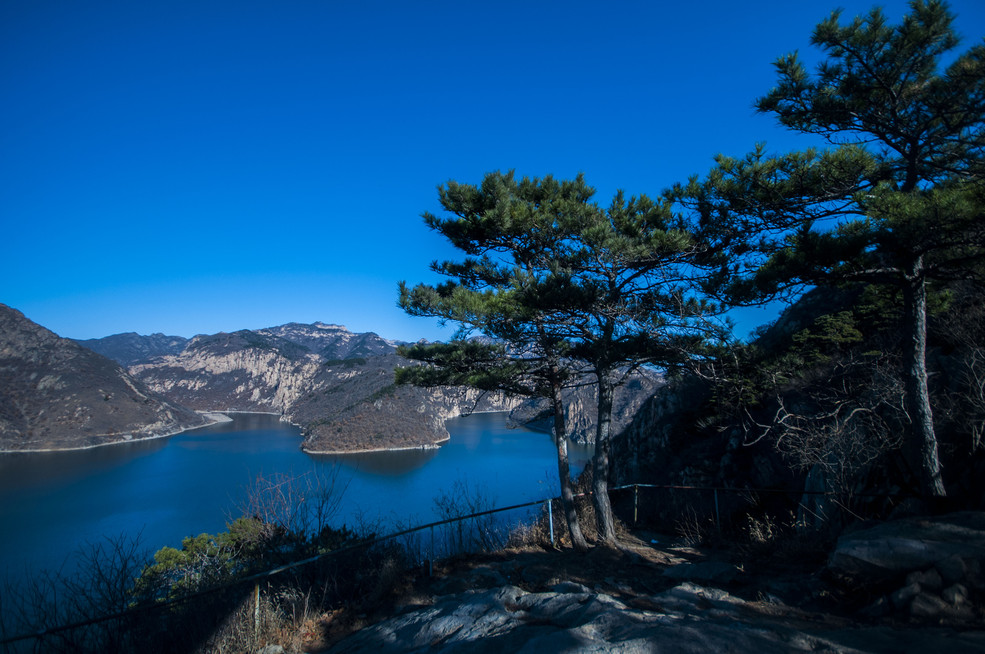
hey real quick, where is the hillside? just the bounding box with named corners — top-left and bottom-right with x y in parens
top-left (67, 321), bottom-right (659, 454)
top-left (0, 304), bottom-right (206, 451)
top-left (73, 332), bottom-right (189, 367)
top-left (118, 324), bottom-right (520, 452)
top-left (610, 283), bottom-right (985, 517)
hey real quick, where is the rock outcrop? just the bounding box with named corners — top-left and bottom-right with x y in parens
top-left (0, 304), bottom-right (206, 451)
top-left (827, 512), bottom-right (985, 622)
top-left (508, 369), bottom-right (663, 445)
top-left (86, 324), bottom-right (657, 454)
top-left (328, 580), bottom-right (985, 653)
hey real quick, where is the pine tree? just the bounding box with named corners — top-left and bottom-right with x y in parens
top-left (400, 171), bottom-right (722, 545)
top-left (677, 0), bottom-right (985, 497)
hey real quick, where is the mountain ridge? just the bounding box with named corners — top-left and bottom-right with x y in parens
top-left (0, 304), bottom-right (207, 451)
top-left (8, 311), bottom-right (658, 453)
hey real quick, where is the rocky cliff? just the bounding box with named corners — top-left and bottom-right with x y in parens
top-left (508, 369), bottom-right (664, 444)
top-left (79, 322), bottom-right (659, 454)
top-left (0, 305), bottom-right (206, 451)
top-left (129, 330), bottom-right (323, 413)
top-left (113, 324), bottom-right (520, 452)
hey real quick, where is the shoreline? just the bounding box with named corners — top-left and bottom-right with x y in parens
top-left (302, 434), bottom-right (450, 456)
top-left (0, 411), bottom-right (233, 454)
top-left (0, 408), bottom-right (516, 456)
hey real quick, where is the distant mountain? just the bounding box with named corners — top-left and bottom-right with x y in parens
top-left (75, 332), bottom-right (189, 366)
top-left (124, 322), bottom-right (515, 451)
top-left (0, 305), bottom-right (206, 451)
top-left (258, 322), bottom-right (398, 359)
top-left (42, 319), bottom-right (662, 453)
top-left (129, 329), bottom-right (324, 414)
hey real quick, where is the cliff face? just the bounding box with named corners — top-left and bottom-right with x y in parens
top-left (0, 305), bottom-right (206, 451)
top-left (114, 324), bottom-right (519, 453)
top-left (80, 322), bottom-right (659, 454)
top-left (509, 370), bottom-right (664, 444)
top-left (129, 331), bottom-right (323, 413)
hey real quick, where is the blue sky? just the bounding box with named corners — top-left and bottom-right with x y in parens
top-left (3, 1), bottom-right (984, 343)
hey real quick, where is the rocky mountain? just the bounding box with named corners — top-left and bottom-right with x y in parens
top-left (73, 332), bottom-right (189, 367)
top-left (0, 305), bottom-right (206, 451)
top-left (77, 322), bottom-right (660, 454)
top-left (509, 369), bottom-right (664, 444)
top-left (289, 354), bottom-right (518, 453)
top-left (128, 330), bottom-right (323, 413)
top-left (258, 322), bottom-right (397, 360)
top-left (116, 324), bottom-right (517, 452)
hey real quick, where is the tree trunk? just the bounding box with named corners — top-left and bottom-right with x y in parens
top-left (902, 265), bottom-right (946, 497)
top-left (550, 381), bottom-right (589, 551)
top-left (592, 374), bottom-right (618, 545)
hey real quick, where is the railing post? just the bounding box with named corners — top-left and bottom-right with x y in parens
top-left (713, 488), bottom-right (721, 534)
top-left (429, 525), bottom-right (435, 576)
top-left (547, 499), bottom-right (554, 546)
top-left (254, 582), bottom-right (261, 636)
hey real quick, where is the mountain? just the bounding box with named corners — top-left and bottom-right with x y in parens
top-left (288, 353), bottom-right (513, 453)
top-left (74, 322), bottom-right (661, 453)
top-left (0, 305), bottom-right (206, 451)
top-left (258, 322), bottom-right (397, 360)
top-left (118, 323), bottom-right (517, 452)
top-left (128, 330), bottom-right (324, 413)
top-left (74, 332), bottom-right (189, 367)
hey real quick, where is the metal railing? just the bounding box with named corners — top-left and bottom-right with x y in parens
top-left (1, 481), bottom-right (893, 649)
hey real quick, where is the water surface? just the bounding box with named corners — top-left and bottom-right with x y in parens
top-left (0, 412), bottom-right (591, 584)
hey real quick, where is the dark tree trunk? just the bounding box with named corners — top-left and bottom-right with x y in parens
top-left (902, 263), bottom-right (946, 497)
top-left (550, 381), bottom-right (589, 551)
top-left (592, 374), bottom-right (618, 545)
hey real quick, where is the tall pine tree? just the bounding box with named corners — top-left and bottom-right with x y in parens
top-left (677, 0), bottom-right (985, 497)
top-left (400, 171), bottom-right (722, 545)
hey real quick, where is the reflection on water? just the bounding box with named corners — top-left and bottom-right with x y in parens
top-left (318, 447), bottom-right (439, 475)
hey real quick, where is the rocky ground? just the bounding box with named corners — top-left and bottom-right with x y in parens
top-left (303, 515), bottom-right (985, 654)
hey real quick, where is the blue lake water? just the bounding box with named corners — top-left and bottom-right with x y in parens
top-left (0, 412), bottom-right (591, 585)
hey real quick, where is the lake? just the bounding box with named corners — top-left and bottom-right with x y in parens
top-left (0, 412), bottom-right (591, 586)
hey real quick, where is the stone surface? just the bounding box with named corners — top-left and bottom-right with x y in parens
top-left (943, 583), bottom-right (970, 605)
top-left (325, 581), bottom-right (985, 654)
top-left (907, 568), bottom-right (943, 591)
top-left (909, 592), bottom-right (950, 618)
top-left (937, 554), bottom-right (970, 586)
top-left (662, 561), bottom-right (739, 584)
top-left (890, 582), bottom-right (921, 609)
top-left (827, 512), bottom-right (985, 580)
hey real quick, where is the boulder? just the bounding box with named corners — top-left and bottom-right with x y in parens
top-left (890, 582), bottom-right (921, 609)
top-left (909, 592), bottom-right (950, 619)
top-left (906, 568), bottom-right (943, 591)
top-left (827, 512), bottom-right (985, 582)
top-left (937, 554), bottom-right (970, 586)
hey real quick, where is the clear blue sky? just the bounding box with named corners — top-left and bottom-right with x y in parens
top-left (3, 1), bottom-right (983, 343)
